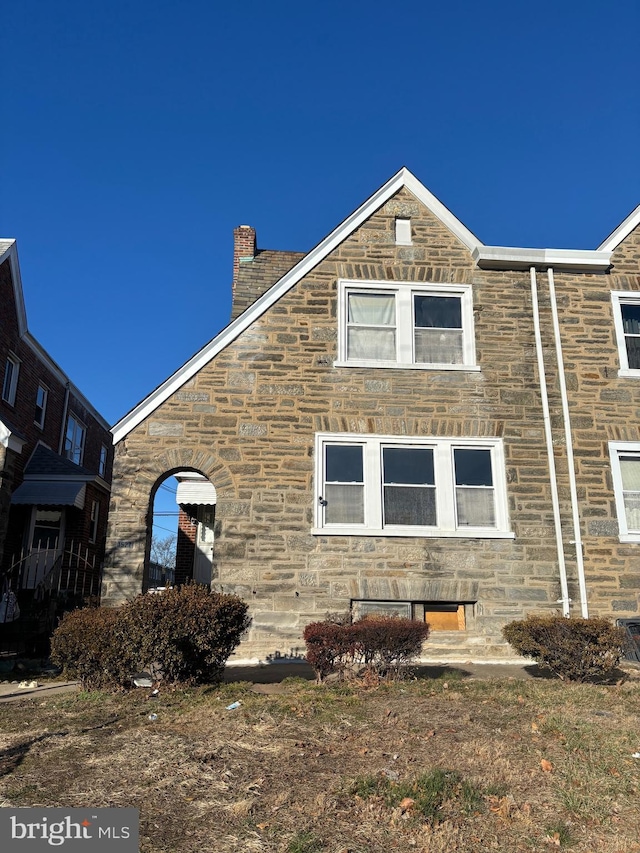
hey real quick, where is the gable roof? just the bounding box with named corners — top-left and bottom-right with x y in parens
top-left (598, 203), bottom-right (640, 252)
top-left (111, 167), bottom-right (615, 444)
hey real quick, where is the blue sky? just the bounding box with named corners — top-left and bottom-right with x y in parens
top-left (2, 0), bottom-right (639, 434)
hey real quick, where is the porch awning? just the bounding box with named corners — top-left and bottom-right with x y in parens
top-left (11, 480), bottom-right (86, 508)
top-left (175, 473), bottom-right (217, 506)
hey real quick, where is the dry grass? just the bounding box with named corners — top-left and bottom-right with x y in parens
top-left (1, 673), bottom-right (640, 852)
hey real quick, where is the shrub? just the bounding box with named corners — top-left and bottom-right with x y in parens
top-left (50, 607), bottom-right (136, 690)
top-left (303, 620), bottom-right (356, 682)
top-left (304, 615), bottom-right (429, 681)
top-left (50, 585), bottom-right (251, 689)
top-left (120, 584), bottom-right (251, 684)
top-left (351, 616), bottom-right (430, 678)
top-left (502, 615), bottom-right (627, 682)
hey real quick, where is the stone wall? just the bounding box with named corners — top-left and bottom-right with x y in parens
top-left (103, 188), bottom-right (640, 661)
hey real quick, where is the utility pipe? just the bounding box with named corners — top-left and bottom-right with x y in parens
top-left (547, 268), bottom-right (589, 617)
top-left (530, 267), bottom-right (571, 616)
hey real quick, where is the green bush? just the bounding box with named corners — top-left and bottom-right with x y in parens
top-left (50, 606), bottom-right (136, 690)
top-left (502, 615), bottom-right (626, 682)
top-left (303, 615), bottom-right (429, 681)
top-left (50, 585), bottom-right (251, 689)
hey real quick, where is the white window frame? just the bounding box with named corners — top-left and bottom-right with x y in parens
top-left (313, 433), bottom-right (512, 538)
top-left (2, 354), bottom-right (20, 405)
top-left (64, 414), bottom-right (86, 465)
top-left (609, 441), bottom-right (640, 541)
top-left (34, 384), bottom-right (48, 428)
top-left (336, 279), bottom-right (479, 371)
top-left (612, 292), bottom-right (640, 376)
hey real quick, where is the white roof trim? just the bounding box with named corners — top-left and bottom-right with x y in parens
top-left (598, 204), bottom-right (640, 252)
top-left (112, 167), bottom-right (484, 443)
top-left (473, 246), bottom-right (611, 271)
top-left (0, 418), bottom-right (26, 454)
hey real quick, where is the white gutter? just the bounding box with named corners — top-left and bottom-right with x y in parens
top-left (530, 267), bottom-right (571, 616)
top-left (474, 246), bottom-right (611, 271)
top-left (547, 268), bottom-right (589, 618)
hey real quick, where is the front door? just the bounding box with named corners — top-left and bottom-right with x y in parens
top-left (22, 508), bottom-right (64, 588)
top-left (193, 505), bottom-right (215, 585)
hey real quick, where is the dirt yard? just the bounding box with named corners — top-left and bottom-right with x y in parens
top-left (1, 670), bottom-right (639, 852)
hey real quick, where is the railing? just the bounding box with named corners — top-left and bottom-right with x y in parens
top-left (0, 541), bottom-right (101, 658)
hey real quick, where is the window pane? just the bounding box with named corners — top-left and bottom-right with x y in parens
top-left (456, 487), bottom-right (496, 527)
top-left (358, 600), bottom-right (411, 618)
top-left (414, 328), bottom-right (463, 364)
top-left (383, 447), bottom-right (434, 485)
top-left (348, 293), bottom-right (395, 325)
top-left (326, 445), bottom-right (363, 482)
top-left (621, 303), bottom-right (640, 335)
top-left (32, 510), bottom-right (62, 549)
top-left (384, 485), bottom-right (436, 525)
top-left (325, 484), bottom-right (364, 524)
top-left (620, 457), bottom-right (640, 490)
top-left (624, 494), bottom-right (640, 531)
top-left (454, 449), bottom-right (493, 486)
top-left (348, 327), bottom-right (396, 360)
top-left (414, 295), bottom-right (462, 329)
top-left (625, 336), bottom-right (640, 370)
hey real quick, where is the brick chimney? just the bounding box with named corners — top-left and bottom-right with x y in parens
top-left (232, 225), bottom-right (256, 300)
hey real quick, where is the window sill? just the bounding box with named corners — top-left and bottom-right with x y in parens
top-left (619, 533), bottom-right (640, 543)
top-left (334, 361), bottom-right (481, 372)
top-left (618, 369), bottom-right (640, 378)
top-left (311, 527), bottom-right (515, 539)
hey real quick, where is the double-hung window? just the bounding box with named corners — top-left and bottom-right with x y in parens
top-left (609, 442), bottom-right (640, 541)
top-left (337, 280), bottom-right (478, 370)
top-left (64, 414), bottom-right (86, 465)
top-left (314, 434), bottom-right (511, 537)
top-left (612, 292), bottom-right (640, 374)
top-left (2, 355), bottom-right (20, 405)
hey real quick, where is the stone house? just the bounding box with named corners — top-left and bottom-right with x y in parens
top-left (103, 168), bottom-right (640, 661)
top-left (0, 240), bottom-right (112, 646)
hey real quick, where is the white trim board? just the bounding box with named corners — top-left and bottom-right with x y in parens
top-left (598, 204), bottom-right (640, 252)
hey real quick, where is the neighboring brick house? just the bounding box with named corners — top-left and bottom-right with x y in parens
top-left (0, 240), bottom-right (112, 626)
top-left (103, 168), bottom-right (640, 661)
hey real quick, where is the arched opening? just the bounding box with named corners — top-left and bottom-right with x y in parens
top-left (148, 469), bottom-right (217, 590)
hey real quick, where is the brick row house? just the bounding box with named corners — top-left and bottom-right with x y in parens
top-left (103, 168), bottom-right (640, 661)
top-left (0, 240), bottom-right (112, 649)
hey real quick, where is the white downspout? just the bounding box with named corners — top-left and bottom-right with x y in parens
top-left (547, 267), bottom-right (589, 617)
top-left (530, 267), bottom-right (571, 616)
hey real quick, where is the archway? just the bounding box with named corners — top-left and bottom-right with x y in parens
top-left (148, 469), bottom-right (217, 589)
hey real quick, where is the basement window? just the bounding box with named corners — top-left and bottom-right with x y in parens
top-left (352, 600), bottom-right (468, 630)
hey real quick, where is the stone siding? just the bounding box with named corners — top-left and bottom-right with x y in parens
top-left (104, 189), bottom-right (640, 660)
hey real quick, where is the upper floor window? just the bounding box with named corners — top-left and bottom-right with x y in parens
top-left (609, 442), bottom-right (640, 541)
top-left (313, 433), bottom-right (512, 538)
top-left (336, 280), bottom-right (478, 370)
top-left (64, 414), bottom-right (86, 465)
top-left (99, 444), bottom-right (108, 478)
top-left (612, 292), bottom-right (640, 375)
top-left (2, 355), bottom-right (20, 406)
top-left (34, 384), bottom-right (48, 428)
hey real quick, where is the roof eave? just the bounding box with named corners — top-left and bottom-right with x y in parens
top-left (473, 246), bottom-right (612, 272)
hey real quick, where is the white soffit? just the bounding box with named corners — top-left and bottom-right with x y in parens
top-left (598, 204), bottom-right (640, 252)
top-left (111, 167), bottom-right (483, 443)
top-left (473, 246), bottom-right (612, 271)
